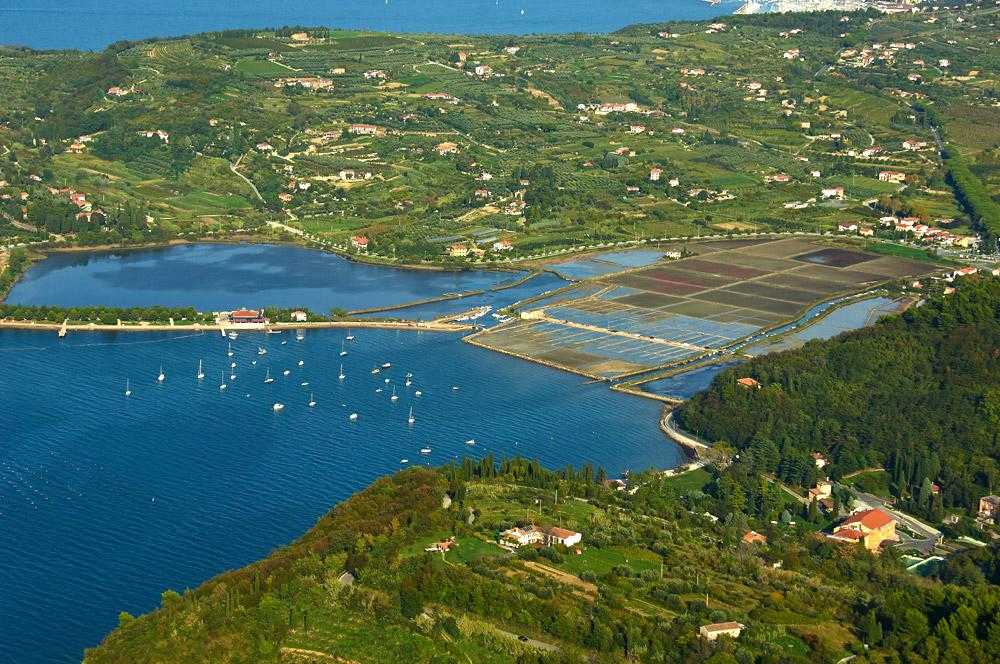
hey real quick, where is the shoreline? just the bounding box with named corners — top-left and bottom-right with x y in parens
top-left (0, 318), bottom-right (474, 334)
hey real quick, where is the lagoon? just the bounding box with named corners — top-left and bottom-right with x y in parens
top-left (1, 0), bottom-right (734, 51)
top-left (0, 243), bottom-right (681, 664)
top-left (6, 243), bottom-right (515, 313)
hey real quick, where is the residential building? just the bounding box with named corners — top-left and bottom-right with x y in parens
top-left (649, 167), bottom-right (662, 182)
top-left (448, 242), bottom-right (470, 258)
top-left (436, 142), bottom-right (459, 155)
top-left (350, 236), bottom-right (369, 251)
top-left (492, 238), bottom-right (513, 252)
top-left (290, 310), bottom-right (308, 322)
top-left (700, 622), bottom-right (745, 641)
top-left (821, 186), bottom-right (845, 200)
top-left (828, 508), bottom-right (897, 552)
top-left (349, 124), bottom-right (382, 136)
top-left (737, 377), bottom-right (760, 389)
top-left (979, 496), bottom-right (1000, 522)
top-left (547, 527), bottom-right (582, 548)
top-left (742, 530), bottom-right (767, 545)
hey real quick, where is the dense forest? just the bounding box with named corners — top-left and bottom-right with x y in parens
top-left (678, 277), bottom-right (1000, 518)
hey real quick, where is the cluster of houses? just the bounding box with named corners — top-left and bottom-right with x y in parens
top-left (838, 40), bottom-right (916, 69)
top-left (979, 496), bottom-right (999, 526)
top-left (837, 213), bottom-right (980, 249)
top-left (499, 525), bottom-right (582, 549)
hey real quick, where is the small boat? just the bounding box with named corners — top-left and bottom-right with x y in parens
top-left (266, 329), bottom-right (282, 335)
top-left (465, 439), bottom-right (476, 446)
top-left (295, 330), bottom-right (304, 341)
top-left (390, 386), bottom-right (399, 402)
top-left (300, 381), bottom-right (309, 387)
top-left (405, 379), bottom-right (412, 387)
top-left (297, 360), bottom-right (304, 367)
top-left (349, 412), bottom-right (359, 421)
top-left (227, 342), bottom-right (234, 357)
top-left (281, 340), bottom-right (287, 345)
top-left (408, 406), bottom-right (415, 424)
top-left (339, 341), bottom-right (347, 357)
top-left (197, 360), bottom-right (205, 380)
top-left (415, 390), bottom-right (422, 397)
top-left (157, 365), bottom-right (165, 383)
top-left (124, 378), bottom-right (132, 397)
top-left (452, 386), bottom-right (459, 391)
top-left (371, 368), bottom-right (380, 375)
top-left (405, 372), bottom-right (413, 379)
top-left (228, 331), bottom-right (239, 340)
top-left (251, 360), bottom-right (257, 366)
top-left (283, 369), bottom-right (291, 376)
top-left (272, 403), bottom-right (284, 412)
top-left (308, 393), bottom-right (316, 407)
top-left (338, 364), bottom-right (345, 380)
top-left (384, 378), bottom-right (390, 384)
top-left (375, 388), bottom-right (383, 394)
top-left (419, 447), bottom-right (432, 455)
top-left (382, 362), bottom-right (391, 369)
top-left (230, 362), bottom-right (236, 368)
top-left (264, 369), bottom-right (274, 384)
top-left (257, 347), bottom-right (267, 356)
top-left (220, 370), bottom-right (228, 391)
top-left (346, 331), bottom-right (355, 341)
top-left (400, 458), bottom-right (408, 464)
top-left (230, 371), bottom-right (237, 381)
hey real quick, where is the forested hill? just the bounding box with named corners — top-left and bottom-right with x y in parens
top-left (678, 276), bottom-right (1000, 516)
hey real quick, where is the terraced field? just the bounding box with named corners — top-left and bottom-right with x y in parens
top-left (469, 237), bottom-right (938, 378)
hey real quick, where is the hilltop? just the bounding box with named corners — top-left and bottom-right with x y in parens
top-left (0, 4), bottom-right (997, 270)
top-left (84, 450), bottom-right (1000, 663)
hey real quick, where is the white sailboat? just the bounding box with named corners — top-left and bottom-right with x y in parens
top-left (390, 386), bottom-right (399, 402)
top-left (157, 365), bottom-right (165, 383)
top-left (382, 362), bottom-right (391, 368)
top-left (345, 330), bottom-right (355, 341)
top-left (349, 412), bottom-right (359, 421)
top-left (295, 330), bottom-right (304, 341)
top-left (197, 359), bottom-right (205, 380)
top-left (297, 360), bottom-right (304, 367)
top-left (272, 402), bottom-right (284, 412)
top-left (338, 364), bottom-right (345, 380)
top-left (264, 369), bottom-right (274, 384)
top-left (308, 393), bottom-right (316, 407)
top-left (257, 346), bottom-right (267, 356)
top-left (228, 331), bottom-right (239, 340)
top-left (407, 406), bottom-right (415, 424)
top-left (230, 368), bottom-right (237, 381)
top-left (465, 439), bottom-right (476, 446)
top-left (220, 370), bottom-right (228, 391)
top-left (419, 447), bottom-right (432, 455)
top-left (371, 368), bottom-right (380, 375)
top-left (125, 378), bottom-right (132, 397)
top-left (283, 369), bottom-right (291, 376)
top-left (405, 379), bottom-right (412, 387)
top-left (227, 342), bottom-right (234, 357)
top-left (339, 341), bottom-right (347, 357)
top-left (415, 390), bottom-right (422, 397)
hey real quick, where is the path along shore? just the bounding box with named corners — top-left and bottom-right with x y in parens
top-left (0, 318), bottom-right (474, 335)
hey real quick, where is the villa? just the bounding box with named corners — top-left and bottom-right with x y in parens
top-left (500, 525), bottom-right (582, 548)
top-left (979, 496), bottom-right (1000, 522)
top-left (828, 508), bottom-right (897, 552)
top-left (350, 236), bottom-right (369, 251)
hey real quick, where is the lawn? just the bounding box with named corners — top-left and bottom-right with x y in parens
top-left (661, 467), bottom-right (713, 494)
top-left (558, 545), bottom-right (661, 577)
top-left (842, 469), bottom-right (892, 498)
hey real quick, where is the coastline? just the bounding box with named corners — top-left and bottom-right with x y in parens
top-left (0, 318), bottom-right (474, 334)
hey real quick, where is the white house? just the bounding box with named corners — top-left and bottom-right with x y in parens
top-left (700, 622), bottom-right (745, 641)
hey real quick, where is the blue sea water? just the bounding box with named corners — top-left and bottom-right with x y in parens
top-left (6, 243), bottom-right (513, 313)
top-left (1, 0), bottom-right (734, 51)
top-left (0, 245), bottom-right (681, 664)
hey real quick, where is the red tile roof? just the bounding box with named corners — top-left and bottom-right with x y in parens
top-left (547, 527), bottom-right (578, 539)
top-left (231, 309), bottom-right (260, 318)
top-left (842, 509), bottom-right (893, 530)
